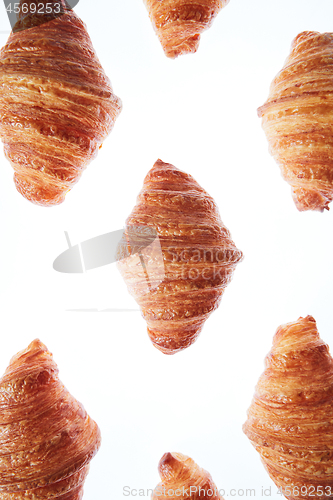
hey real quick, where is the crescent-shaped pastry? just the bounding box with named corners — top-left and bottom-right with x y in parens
top-left (143, 0), bottom-right (230, 58)
top-left (243, 316), bottom-right (333, 500)
top-left (152, 452), bottom-right (224, 500)
top-left (0, 0), bottom-right (122, 206)
top-left (117, 159), bottom-right (243, 355)
top-left (258, 31), bottom-right (333, 212)
top-left (0, 339), bottom-right (101, 499)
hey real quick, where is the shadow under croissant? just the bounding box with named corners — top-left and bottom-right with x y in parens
top-left (0, 339), bottom-right (100, 499)
top-left (152, 452), bottom-right (224, 499)
top-left (243, 316), bottom-right (333, 500)
top-left (117, 159), bottom-right (243, 355)
top-left (0, 0), bottom-right (122, 206)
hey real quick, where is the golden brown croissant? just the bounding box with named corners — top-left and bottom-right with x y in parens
top-left (117, 159), bottom-right (243, 355)
top-left (0, 339), bottom-right (100, 499)
top-left (258, 31), bottom-right (333, 212)
top-left (0, 0), bottom-right (122, 206)
top-left (243, 315), bottom-right (333, 500)
top-left (152, 452), bottom-right (224, 499)
top-left (143, 0), bottom-right (229, 58)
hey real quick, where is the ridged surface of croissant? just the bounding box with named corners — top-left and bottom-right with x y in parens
top-left (0, 0), bottom-right (122, 206)
top-left (243, 316), bottom-right (333, 500)
top-left (258, 31), bottom-right (333, 212)
top-left (0, 339), bottom-right (101, 499)
top-left (117, 159), bottom-right (243, 355)
top-left (143, 0), bottom-right (229, 58)
top-left (152, 452), bottom-right (224, 499)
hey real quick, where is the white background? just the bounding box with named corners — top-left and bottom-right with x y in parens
top-left (1, 0), bottom-right (333, 498)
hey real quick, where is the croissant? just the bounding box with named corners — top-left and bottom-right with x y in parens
top-left (151, 452), bottom-right (224, 499)
top-left (258, 31), bottom-right (333, 212)
top-left (0, 0), bottom-right (122, 206)
top-left (117, 159), bottom-right (243, 355)
top-left (243, 315), bottom-right (333, 500)
top-left (0, 339), bottom-right (100, 499)
top-left (143, 0), bottom-right (230, 58)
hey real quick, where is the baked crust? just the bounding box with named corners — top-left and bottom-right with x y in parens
top-left (243, 316), bottom-right (333, 500)
top-left (117, 159), bottom-right (243, 354)
top-left (0, 339), bottom-right (101, 499)
top-left (258, 31), bottom-right (333, 212)
top-left (143, 0), bottom-right (229, 58)
top-left (0, 0), bottom-right (122, 206)
top-left (152, 452), bottom-right (224, 500)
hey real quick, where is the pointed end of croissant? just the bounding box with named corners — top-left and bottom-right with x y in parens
top-left (14, 173), bottom-right (68, 206)
top-left (156, 453), bottom-right (224, 500)
top-left (291, 186), bottom-right (332, 212)
top-left (143, 159), bottom-right (187, 189)
top-left (271, 315), bottom-right (321, 354)
top-left (148, 322), bottom-right (204, 355)
top-left (161, 34), bottom-right (201, 58)
top-left (144, 159), bottom-right (202, 195)
top-left (29, 338), bottom-right (48, 350)
top-left (9, 338), bottom-right (50, 364)
top-left (291, 31), bottom-right (333, 54)
top-left (257, 104), bottom-right (265, 118)
top-left (153, 159), bottom-right (180, 171)
top-left (158, 452), bottom-right (190, 480)
top-left (2, 338), bottom-right (58, 384)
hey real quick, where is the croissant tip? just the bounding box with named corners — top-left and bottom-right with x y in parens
top-left (26, 338), bottom-right (53, 359)
top-left (154, 159), bottom-right (167, 167)
top-left (162, 35), bottom-right (200, 59)
top-left (278, 315), bottom-right (317, 332)
top-left (153, 159), bottom-right (179, 171)
top-left (292, 30), bottom-right (327, 48)
top-left (6, 338), bottom-right (54, 373)
top-left (28, 338), bottom-right (48, 351)
top-left (154, 453), bottom-right (224, 500)
top-left (151, 341), bottom-right (179, 355)
top-left (159, 452), bottom-right (174, 467)
top-left (301, 315), bottom-right (316, 323)
top-left (158, 452), bottom-right (188, 479)
top-left (145, 159), bottom-right (183, 183)
top-left (158, 452), bottom-right (175, 478)
top-left (272, 315), bottom-right (320, 353)
top-left (291, 186), bottom-right (333, 212)
top-left (149, 323), bottom-right (203, 355)
top-left (10, 338), bottom-right (48, 359)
